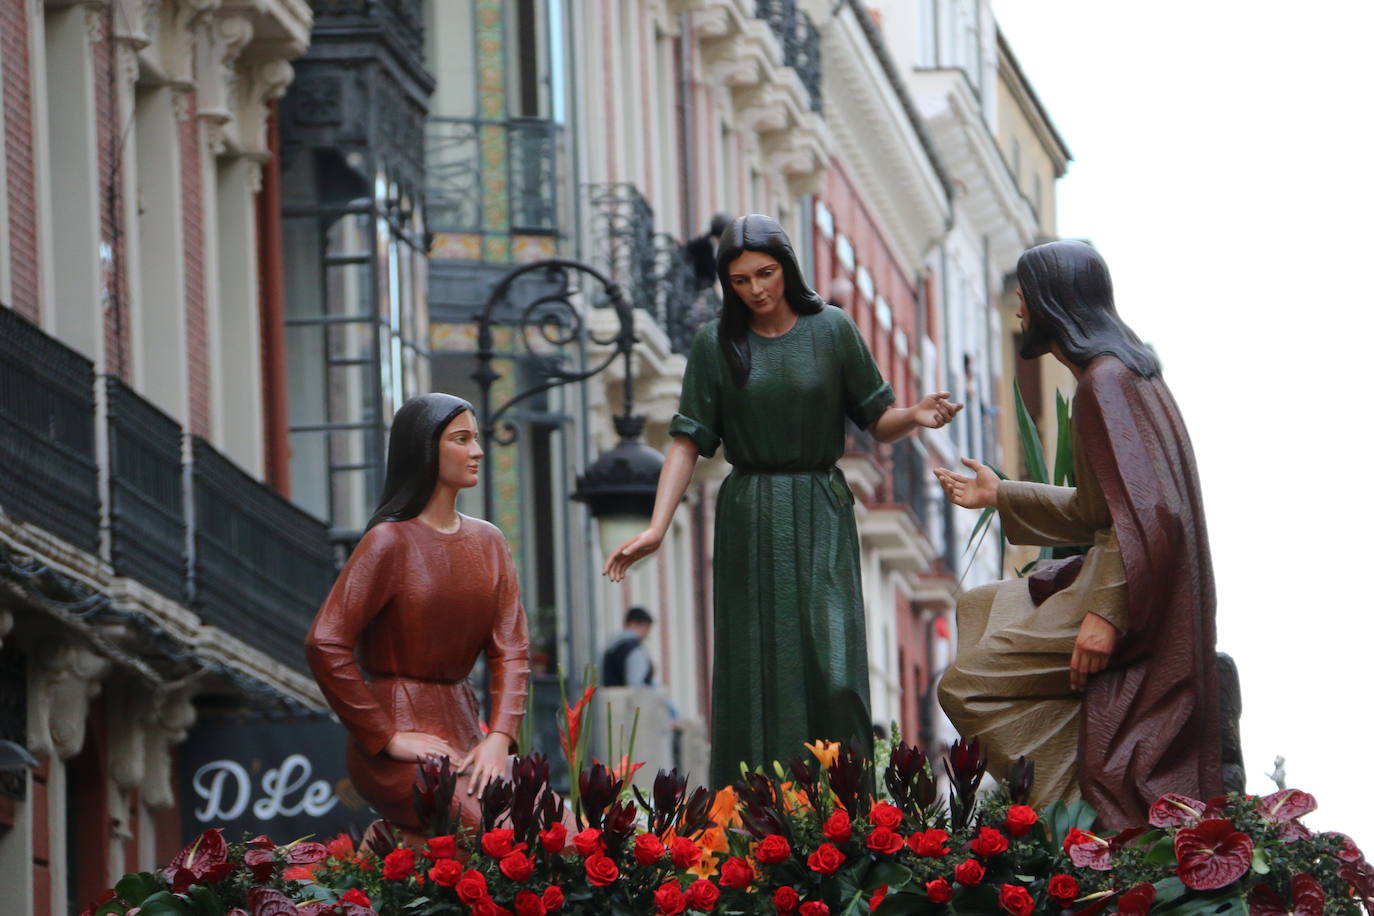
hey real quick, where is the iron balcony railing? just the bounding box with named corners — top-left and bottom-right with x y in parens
top-left (192, 437), bottom-right (338, 671)
top-left (755, 0), bottom-right (822, 112)
top-left (107, 378), bottom-right (186, 602)
top-left (427, 116), bottom-right (564, 238)
top-left (0, 306), bottom-right (100, 551)
top-left (890, 437), bottom-right (929, 530)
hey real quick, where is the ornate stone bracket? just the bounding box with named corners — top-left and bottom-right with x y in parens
top-left (27, 640), bottom-right (112, 760)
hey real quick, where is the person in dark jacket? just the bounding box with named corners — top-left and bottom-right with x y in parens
top-left (601, 606), bottom-right (655, 687)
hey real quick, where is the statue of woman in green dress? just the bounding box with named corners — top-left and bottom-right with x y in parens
top-left (603, 214), bottom-right (960, 786)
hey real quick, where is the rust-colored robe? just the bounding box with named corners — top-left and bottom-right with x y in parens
top-left (305, 516), bottom-right (529, 830)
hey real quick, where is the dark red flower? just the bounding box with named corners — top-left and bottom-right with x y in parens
top-left (574, 828), bottom-right (606, 857)
top-left (542, 886), bottom-right (565, 911)
top-left (1064, 828), bottom-right (1111, 871)
top-left (163, 829), bottom-right (230, 887)
top-left (243, 847), bottom-right (277, 883)
top-left (823, 810), bottom-right (852, 844)
top-left (1117, 883), bottom-right (1156, 916)
top-left (340, 889), bottom-right (370, 908)
top-left (483, 828), bottom-right (517, 858)
top-left (1328, 832), bottom-right (1364, 862)
top-left (870, 802), bottom-right (903, 830)
top-left (1048, 873), bottom-right (1079, 904)
top-left (866, 827), bottom-right (904, 856)
top-left (669, 836), bottom-right (701, 869)
top-left (501, 851), bottom-right (535, 882)
top-left (426, 835), bottom-right (458, 860)
top-left (1174, 819), bottom-right (1254, 890)
top-left (969, 826), bottom-right (1009, 857)
top-left (1249, 873), bottom-right (1324, 916)
top-left (634, 833), bottom-right (666, 865)
top-left (382, 847), bottom-right (416, 881)
top-left (908, 828), bottom-right (950, 857)
top-left (799, 902), bottom-right (829, 916)
top-left (1147, 793), bottom-right (1206, 828)
top-left (1258, 789), bottom-right (1317, 824)
top-left (807, 843), bottom-right (846, 875)
top-left (456, 868), bottom-right (489, 903)
top-left (720, 857), bottom-right (754, 889)
top-left (926, 878), bottom-right (953, 903)
top-left (998, 884), bottom-right (1033, 916)
top-left (686, 878), bottom-right (720, 912)
top-left (655, 881), bottom-right (688, 916)
top-left (540, 823), bottom-right (567, 854)
top-left (1004, 805), bottom-right (1037, 838)
top-left (953, 858), bottom-right (985, 886)
top-left (757, 835), bottom-right (792, 864)
top-left (326, 834), bottom-right (355, 860)
top-left (515, 891), bottom-right (546, 916)
top-left (286, 842), bottom-right (328, 865)
top-left (869, 884), bottom-right (888, 912)
top-left (429, 859), bottom-right (463, 888)
top-left (473, 899), bottom-right (512, 916)
top-left (774, 886), bottom-right (801, 913)
top-left (246, 888), bottom-right (297, 916)
top-left (585, 853), bottom-right (620, 886)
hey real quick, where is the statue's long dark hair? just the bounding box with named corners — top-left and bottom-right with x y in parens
top-left (1017, 239), bottom-right (1159, 378)
top-left (365, 393), bottom-right (473, 532)
top-left (716, 214), bottom-right (825, 387)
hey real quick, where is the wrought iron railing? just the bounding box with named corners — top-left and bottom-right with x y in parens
top-left (845, 419), bottom-right (878, 460)
top-left (191, 438), bottom-right (338, 671)
top-left (107, 378), bottom-right (186, 602)
top-left (427, 116), bottom-right (563, 238)
top-left (0, 305), bottom-right (99, 551)
top-left (891, 437), bottom-right (928, 529)
top-left (755, 0), bottom-right (822, 112)
top-left (310, 0), bottom-right (424, 58)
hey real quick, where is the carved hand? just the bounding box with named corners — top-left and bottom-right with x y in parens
top-left (457, 732), bottom-right (511, 798)
top-left (384, 731), bottom-right (460, 763)
top-left (1069, 612), bottom-right (1119, 691)
top-left (914, 391), bottom-right (963, 429)
top-left (933, 457), bottom-right (1000, 509)
top-left (601, 528), bottom-right (665, 583)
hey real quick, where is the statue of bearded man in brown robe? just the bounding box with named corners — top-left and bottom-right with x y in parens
top-left (934, 239), bottom-right (1220, 830)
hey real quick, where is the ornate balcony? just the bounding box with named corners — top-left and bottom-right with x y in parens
top-left (428, 116), bottom-right (564, 240)
top-left (755, 0), bottom-right (821, 112)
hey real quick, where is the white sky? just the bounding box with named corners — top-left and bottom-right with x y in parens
top-left (991, 1), bottom-right (1374, 847)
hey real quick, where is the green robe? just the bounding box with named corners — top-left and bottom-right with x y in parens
top-left (669, 305), bottom-right (894, 787)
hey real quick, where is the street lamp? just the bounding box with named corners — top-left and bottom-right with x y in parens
top-left (472, 259), bottom-right (662, 548)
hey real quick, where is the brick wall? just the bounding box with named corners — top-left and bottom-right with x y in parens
top-left (3, 0), bottom-right (40, 321)
top-left (179, 94), bottom-right (209, 437)
top-left (93, 7), bottom-right (130, 380)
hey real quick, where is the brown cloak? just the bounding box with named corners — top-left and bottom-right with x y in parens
top-left (1065, 354), bottom-right (1220, 828)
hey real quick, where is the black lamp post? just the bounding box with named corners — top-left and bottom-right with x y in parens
top-left (471, 259), bottom-right (662, 549)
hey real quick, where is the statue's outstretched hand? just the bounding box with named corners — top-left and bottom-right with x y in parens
top-left (933, 458), bottom-right (999, 509)
top-left (384, 731), bottom-right (460, 763)
top-left (458, 731), bottom-right (511, 797)
top-left (1069, 613), bottom-right (1118, 690)
top-left (601, 528), bottom-right (664, 582)
top-left (914, 391), bottom-right (963, 429)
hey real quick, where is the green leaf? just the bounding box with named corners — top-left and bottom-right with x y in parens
top-left (1143, 836), bottom-right (1179, 867)
top-left (1251, 845), bottom-right (1271, 875)
top-left (1013, 379), bottom-right (1048, 484)
top-left (185, 885), bottom-right (225, 916)
top-left (1053, 389), bottom-right (1075, 487)
top-left (865, 862), bottom-right (913, 893)
top-left (1064, 800), bottom-right (1098, 831)
top-left (963, 506), bottom-right (996, 555)
top-left (115, 873), bottom-right (163, 906)
top-left (1154, 887), bottom-right (1246, 915)
top-left (872, 890), bottom-right (928, 916)
top-left (131, 892), bottom-right (192, 916)
top-left (1150, 877), bottom-right (1188, 908)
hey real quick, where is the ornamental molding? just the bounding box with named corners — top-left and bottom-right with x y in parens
top-left (27, 640), bottom-right (112, 760)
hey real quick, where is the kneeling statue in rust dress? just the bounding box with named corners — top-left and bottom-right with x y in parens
top-left (306, 393), bottom-right (528, 836)
top-left (933, 240), bottom-right (1218, 830)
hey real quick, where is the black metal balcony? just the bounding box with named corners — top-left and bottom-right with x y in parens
top-left (890, 437), bottom-right (928, 529)
top-left (427, 116), bottom-right (563, 238)
top-left (0, 305), bottom-right (99, 551)
top-left (107, 378), bottom-right (186, 602)
top-left (756, 0), bottom-right (823, 112)
top-left (191, 438), bottom-right (338, 671)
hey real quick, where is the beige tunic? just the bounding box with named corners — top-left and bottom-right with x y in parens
top-left (938, 440), bottom-right (1128, 808)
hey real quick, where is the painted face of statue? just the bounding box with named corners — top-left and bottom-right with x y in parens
top-left (437, 411), bottom-right (483, 491)
top-left (726, 250), bottom-right (788, 323)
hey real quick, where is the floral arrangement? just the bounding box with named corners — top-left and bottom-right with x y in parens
top-left (85, 693), bottom-right (1373, 916)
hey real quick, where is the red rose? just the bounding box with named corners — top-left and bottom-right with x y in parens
top-left (1117, 883), bottom-right (1156, 916)
top-left (655, 881), bottom-right (688, 916)
top-left (473, 900), bottom-right (511, 916)
top-left (807, 843), bottom-right (846, 876)
top-left (998, 884), bottom-right (1033, 916)
top-left (429, 859), bottom-right (463, 888)
top-left (869, 885), bottom-right (888, 911)
top-left (720, 857), bottom-right (754, 889)
top-left (483, 829), bottom-right (517, 858)
top-left (382, 847), bottom-right (416, 881)
top-left (501, 851), bottom-right (535, 882)
top-left (426, 835), bottom-right (458, 860)
top-left (757, 835), bottom-right (792, 865)
top-left (969, 826), bottom-right (1009, 857)
top-left (869, 803), bottom-right (903, 830)
top-left (799, 902), bottom-right (830, 916)
top-left (635, 833), bottom-right (667, 865)
top-left (925, 878), bottom-right (952, 903)
top-left (774, 886), bottom-right (801, 913)
top-left (340, 889), bottom-right (371, 908)
top-left (327, 834), bottom-right (355, 860)
top-left (823, 810), bottom-right (852, 844)
top-left (1004, 805), bottom-right (1037, 838)
top-left (686, 879), bottom-right (720, 912)
top-left (865, 827), bottom-right (904, 856)
top-left (574, 828), bottom-right (606, 857)
top-left (540, 824), bottom-right (567, 854)
top-left (953, 858), bottom-right (985, 886)
top-left (515, 891), bottom-right (546, 916)
top-left (456, 868), bottom-right (489, 903)
top-left (1047, 874), bottom-right (1079, 904)
top-left (908, 828), bottom-right (950, 857)
top-left (585, 853), bottom-right (620, 887)
top-left (669, 836), bottom-right (701, 869)
top-left (542, 886), bottom-right (565, 911)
